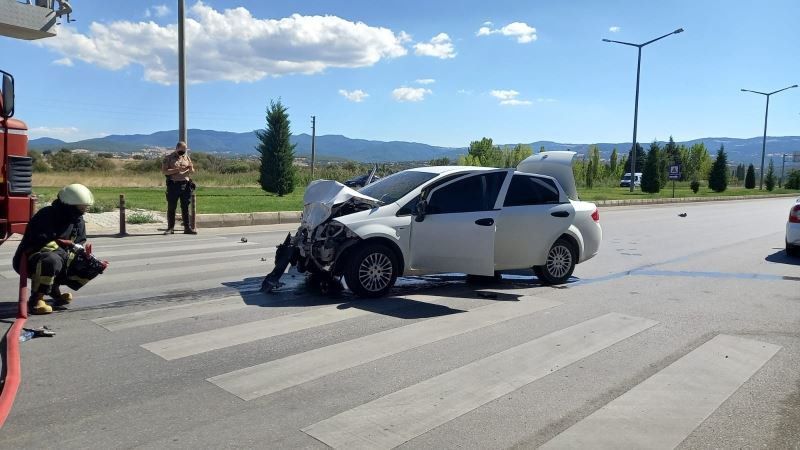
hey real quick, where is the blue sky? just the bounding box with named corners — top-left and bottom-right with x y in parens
top-left (2, 0), bottom-right (799, 147)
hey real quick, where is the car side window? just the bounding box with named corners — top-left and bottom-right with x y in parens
top-left (503, 175), bottom-right (561, 207)
top-left (427, 171), bottom-right (506, 214)
top-left (397, 173), bottom-right (467, 216)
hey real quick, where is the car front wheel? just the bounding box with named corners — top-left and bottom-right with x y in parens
top-left (534, 238), bottom-right (577, 285)
top-left (344, 243), bottom-right (398, 298)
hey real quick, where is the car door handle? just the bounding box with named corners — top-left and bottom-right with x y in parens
top-left (550, 211), bottom-right (570, 218)
top-left (475, 218), bottom-right (494, 226)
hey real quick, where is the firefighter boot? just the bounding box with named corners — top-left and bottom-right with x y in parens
top-left (51, 287), bottom-right (73, 307)
top-left (29, 294), bottom-right (53, 315)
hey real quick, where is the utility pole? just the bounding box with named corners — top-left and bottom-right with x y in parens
top-left (178, 0), bottom-right (187, 144)
top-left (311, 115), bottom-right (316, 178)
top-left (780, 153), bottom-right (787, 188)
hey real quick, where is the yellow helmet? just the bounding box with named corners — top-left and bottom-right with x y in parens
top-left (58, 183), bottom-right (94, 206)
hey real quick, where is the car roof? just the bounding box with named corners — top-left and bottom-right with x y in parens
top-left (405, 166), bottom-right (494, 175)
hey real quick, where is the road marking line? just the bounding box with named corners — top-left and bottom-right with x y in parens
top-left (92, 295), bottom-right (253, 331)
top-left (540, 334), bottom-right (781, 450)
top-left (208, 296), bottom-right (561, 401)
top-left (302, 312), bottom-right (657, 450)
top-left (142, 304), bottom-right (374, 360)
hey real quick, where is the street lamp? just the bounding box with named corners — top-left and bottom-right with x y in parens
top-left (603, 28), bottom-right (684, 192)
top-left (740, 84), bottom-right (798, 189)
top-left (178, 0), bottom-right (187, 144)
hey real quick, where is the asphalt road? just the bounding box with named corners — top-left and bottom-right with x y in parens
top-left (1, 197), bottom-right (798, 449)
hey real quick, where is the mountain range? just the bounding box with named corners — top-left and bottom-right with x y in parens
top-left (28, 129), bottom-right (800, 166)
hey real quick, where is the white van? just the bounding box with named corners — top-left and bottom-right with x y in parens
top-left (619, 172), bottom-right (642, 188)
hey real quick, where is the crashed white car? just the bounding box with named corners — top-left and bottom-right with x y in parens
top-left (265, 151), bottom-right (601, 297)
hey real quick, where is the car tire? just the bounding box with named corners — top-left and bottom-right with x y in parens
top-left (534, 238), bottom-right (577, 285)
top-left (787, 241), bottom-right (799, 258)
top-left (344, 243), bottom-right (398, 298)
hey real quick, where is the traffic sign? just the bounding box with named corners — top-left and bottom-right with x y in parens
top-left (668, 164), bottom-right (681, 180)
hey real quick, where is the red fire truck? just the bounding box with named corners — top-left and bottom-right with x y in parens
top-left (0, 0), bottom-right (74, 245)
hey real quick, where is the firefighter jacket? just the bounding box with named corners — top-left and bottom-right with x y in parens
top-left (13, 199), bottom-right (87, 273)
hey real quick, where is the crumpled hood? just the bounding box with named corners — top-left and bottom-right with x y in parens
top-left (301, 180), bottom-right (381, 229)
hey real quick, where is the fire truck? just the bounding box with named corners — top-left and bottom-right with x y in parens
top-left (0, 0), bottom-right (73, 245)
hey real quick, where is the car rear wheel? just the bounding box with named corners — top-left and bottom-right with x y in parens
top-left (344, 243), bottom-right (398, 298)
top-left (534, 238), bottom-right (577, 285)
top-left (787, 241), bottom-right (799, 258)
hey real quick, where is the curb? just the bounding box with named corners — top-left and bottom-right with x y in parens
top-left (194, 211), bottom-right (302, 228)
top-left (593, 193), bottom-right (797, 208)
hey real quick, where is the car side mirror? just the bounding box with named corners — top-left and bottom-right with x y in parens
top-left (414, 200), bottom-right (427, 222)
top-left (1, 71), bottom-right (14, 119)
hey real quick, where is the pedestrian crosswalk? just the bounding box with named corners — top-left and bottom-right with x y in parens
top-left (88, 286), bottom-right (779, 449)
top-left (1, 232), bottom-right (782, 448)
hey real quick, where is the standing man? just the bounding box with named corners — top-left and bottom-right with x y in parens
top-left (13, 184), bottom-right (107, 314)
top-left (162, 141), bottom-right (197, 234)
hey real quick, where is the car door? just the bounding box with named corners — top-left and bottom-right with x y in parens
top-left (409, 170), bottom-right (511, 276)
top-left (494, 174), bottom-right (575, 269)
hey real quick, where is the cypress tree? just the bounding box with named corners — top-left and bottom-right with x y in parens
top-left (256, 100), bottom-right (296, 196)
top-left (765, 159), bottom-right (776, 191)
top-left (641, 142), bottom-right (661, 193)
top-left (708, 145), bottom-right (728, 192)
top-left (745, 164), bottom-right (756, 189)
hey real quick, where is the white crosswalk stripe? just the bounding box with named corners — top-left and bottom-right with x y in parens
top-left (301, 312), bottom-right (658, 450)
top-left (540, 334), bottom-right (781, 450)
top-left (92, 295), bottom-right (254, 331)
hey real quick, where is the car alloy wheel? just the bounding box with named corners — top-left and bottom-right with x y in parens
top-left (534, 238), bottom-right (577, 285)
top-left (344, 243), bottom-right (399, 298)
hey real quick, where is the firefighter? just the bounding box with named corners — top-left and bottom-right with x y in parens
top-left (162, 141), bottom-right (197, 234)
top-left (13, 184), bottom-right (97, 314)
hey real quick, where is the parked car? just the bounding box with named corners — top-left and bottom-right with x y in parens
top-left (264, 151), bottom-right (602, 297)
top-left (786, 197), bottom-right (800, 257)
top-left (619, 172), bottom-right (642, 188)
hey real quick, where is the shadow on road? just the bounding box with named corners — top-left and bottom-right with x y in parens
top-left (765, 249), bottom-right (800, 266)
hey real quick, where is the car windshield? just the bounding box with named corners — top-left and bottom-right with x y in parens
top-left (358, 170), bottom-right (438, 204)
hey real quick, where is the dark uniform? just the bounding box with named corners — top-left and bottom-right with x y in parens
top-left (13, 199), bottom-right (88, 298)
top-left (161, 150), bottom-right (195, 232)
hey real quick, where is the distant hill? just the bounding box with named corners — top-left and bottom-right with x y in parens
top-left (27, 129), bottom-right (800, 165)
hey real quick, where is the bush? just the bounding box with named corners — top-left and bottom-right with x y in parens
top-left (690, 180), bottom-right (700, 193)
top-left (87, 200), bottom-right (117, 213)
top-left (126, 211), bottom-right (158, 224)
top-left (785, 170), bottom-right (800, 190)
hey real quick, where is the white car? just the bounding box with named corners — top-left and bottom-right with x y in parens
top-left (787, 198), bottom-right (800, 257)
top-left (265, 151), bottom-right (601, 297)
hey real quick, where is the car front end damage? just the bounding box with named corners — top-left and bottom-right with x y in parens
top-left (261, 180), bottom-right (381, 292)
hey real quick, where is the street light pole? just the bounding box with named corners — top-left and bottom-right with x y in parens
top-left (178, 0), bottom-right (187, 144)
top-left (741, 85), bottom-right (797, 189)
top-left (311, 115), bottom-right (316, 178)
top-left (603, 28), bottom-right (684, 192)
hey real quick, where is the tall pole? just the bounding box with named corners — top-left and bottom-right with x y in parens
top-left (603, 28), bottom-right (683, 192)
top-left (630, 47), bottom-right (642, 192)
top-left (759, 96), bottom-right (769, 190)
top-left (311, 116), bottom-right (316, 178)
top-left (780, 153), bottom-right (786, 188)
top-left (741, 85), bottom-right (797, 190)
top-left (178, 0), bottom-right (187, 144)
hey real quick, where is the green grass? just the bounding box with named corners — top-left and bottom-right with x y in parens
top-left (578, 184), bottom-right (799, 201)
top-left (33, 186), bottom-right (306, 213)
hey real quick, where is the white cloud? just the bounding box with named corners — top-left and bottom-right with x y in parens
top-left (536, 98), bottom-right (556, 102)
top-left (53, 57), bottom-right (73, 66)
top-left (414, 33), bottom-right (456, 59)
top-left (28, 126), bottom-right (107, 141)
top-left (609, 26), bottom-right (621, 33)
top-left (477, 21), bottom-right (537, 44)
top-left (392, 87), bottom-right (432, 102)
top-left (339, 89), bottom-right (369, 102)
top-left (483, 21), bottom-right (493, 26)
top-left (145, 5), bottom-right (171, 18)
top-left (38, 2), bottom-right (409, 85)
top-left (415, 78), bottom-right (435, 85)
top-left (457, 89), bottom-right (473, 95)
top-left (490, 89), bottom-right (532, 105)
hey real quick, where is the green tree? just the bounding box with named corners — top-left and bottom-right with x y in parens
top-left (736, 163), bottom-right (745, 181)
top-left (256, 99), bottom-right (296, 196)
top-left (641, 142), bottom-right (661, 193)
top-left (764, 159), bottom-right (776, 191)
top-left (687, 142), bottom-right (710, 182)
top-left (588, 145), bottom-right (602, 182)
top-left (585, 160), bottom-right (594, 188)
top-left (623, 143), bottom-right (646, 174)
top-left (609, 148), bottom-right (618, 175)
top-left (785, 169), bottom-right (800, 189)
top-left (428, 157), bottom-right (451, 166)
top-left (745, 164), bottom-right (756, 189)
top-left (707, 145), bottom-right (728, 192)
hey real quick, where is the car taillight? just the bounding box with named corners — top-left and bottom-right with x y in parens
top-left (790, 205), bottom-right (800, 223)
top-left (591, 208), bottom-right (600, 222)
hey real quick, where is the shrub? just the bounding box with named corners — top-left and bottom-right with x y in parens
top-left (690, 180), bottom-right (700, 193)
top-left (87, 200), bottom-right (117, 213)
top-left (126, 211), bottom-right (159, 224)
top-left (785, 170), bottom-right (800, 189)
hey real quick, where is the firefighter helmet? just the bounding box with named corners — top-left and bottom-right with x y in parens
top-left (58, 183), bottom-right (94, 206)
